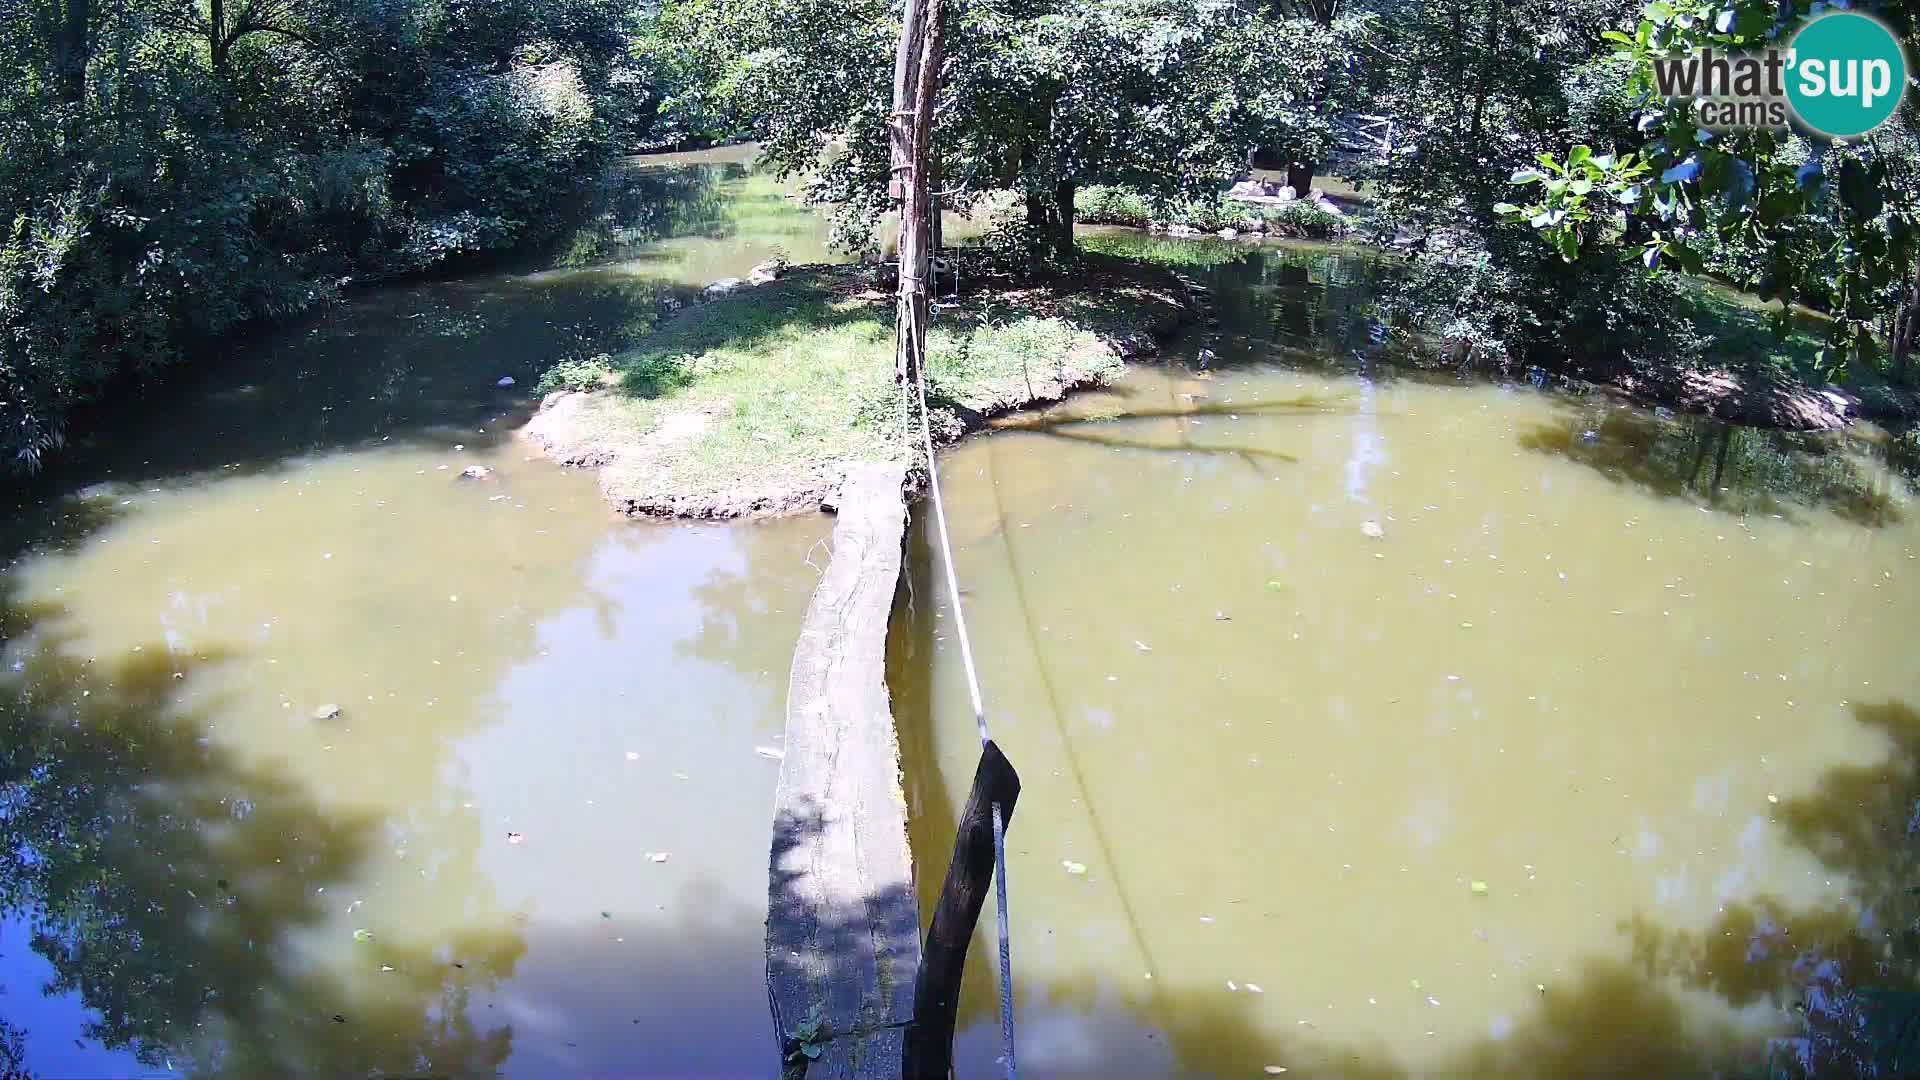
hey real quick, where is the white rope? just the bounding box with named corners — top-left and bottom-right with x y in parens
top-left (911, 312), bottom-right (1016, 1080)
top-left (914, 365), bottom-right (987, 739)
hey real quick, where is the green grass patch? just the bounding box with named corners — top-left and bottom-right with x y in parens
top-left (527, 261), bottom-right (1189, 515)
top-left (1679, 280), bottom-right (1828, 381)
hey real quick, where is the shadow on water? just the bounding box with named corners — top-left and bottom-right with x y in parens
top-left (1076, 230), bottom-right (1397, 368)
top-left (889, 461), bottom-right (1920, 1078)
top-left (1519, 405), bottom-right (1911, 528)
top-left (528, 160), bottom-right (750, 273)
top-left (0, 508), bottom-right (832, 1075)
top-left (891, 699), bottom-right (1920, 1079)
top-left (990, 393), bottom-right (1372, 471)
top-left (0, 587), bottom-right (521, 1076)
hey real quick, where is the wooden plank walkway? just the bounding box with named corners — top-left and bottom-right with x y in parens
top-left (766, 461), bottom-right (920, 1079)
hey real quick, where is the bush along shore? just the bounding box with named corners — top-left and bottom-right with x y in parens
top-left (521, 255), bottom-right (1198, 518)
top-left (1074, 184), bottom-right (1349, 241)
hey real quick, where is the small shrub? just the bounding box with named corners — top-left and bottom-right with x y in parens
top-left (536, 353), bottom-right (621, 394)
top-left (1074, 184), bottom-right (1346, 238)
top-left (1260, 201), bottom-right (1345, 239)
top-left (1074, 185), bottom-right (1153, 228)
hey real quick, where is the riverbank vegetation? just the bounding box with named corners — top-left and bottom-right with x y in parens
top-left (521, 257), bottom-right (1191, 516)
top-left (1074, 185), bottom-right (1348, 240)
top-left (646, 0), bottom-right (1919, 424)
top-left (7, 0), bottom-right (1919, 473)
top-left (0, 0), bottom-right (663, 468)
top-left (1352, 0), bottom-right (1919, 427)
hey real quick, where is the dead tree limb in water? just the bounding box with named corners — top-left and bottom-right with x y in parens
top-left (903, 741), bottom-right (1020, 1080)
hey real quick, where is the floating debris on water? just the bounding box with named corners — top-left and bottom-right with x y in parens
top-left (755, 745), bottom-right (785, 760)
top-left (505, 832), bottom-right (525, 845)
top-left (1470, 880), bottom-right (1489, 895)
top-left (1360, 520), bottom-right (1385, 539)
top-left (1062, 859), bottom-right (1088, 875)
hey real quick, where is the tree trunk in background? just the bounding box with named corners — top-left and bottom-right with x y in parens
top-left (52, 0), bottom-right (92, 104)
top-left (1448, 0), bottom-right (1465, 134)
top-left (1025, 188), bottom-right (1048, 232)
top-left (1053, 176), bottom-right (1076, 258)
top-left (928, 157), bottom-right (943, 292)
top-left (1469, 0), bottom-right (1502, 140)
top-left (1895, 276), bottom-right (1918, 378)
top-left (1286, 161), bottom-right (1316, 197)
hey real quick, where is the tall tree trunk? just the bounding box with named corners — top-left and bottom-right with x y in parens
top-left (1052, 176), bottom-right (1075, 259)
top-left (1468, 0), bottom-right (1502, 140)
top-left (1448, 0), bottom-right (1465, 135)
top-left (1286, 161), bottom-right (1316, 197)
top-left (52, 0), bottom-right (91, 104)
top-left (1894, 259), bottom-right (1920, 378)
top-left (209, 0), bottom-right (230, 78)
top-left (1025, 188), bottom-right (1048, 232)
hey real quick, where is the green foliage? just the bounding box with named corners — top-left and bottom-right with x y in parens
top-left (785, 1006), bottom-right (827, 1063)
top-left (1362, 0), bottom-right (1642, 225)
top-left (1379, 226), bottom-right (1710, 375)
top-left (536, 353), bottom-right (621, 394)
top-left (1495, 145), bottom-right (1653, 262)
top-left (979, 215), bottom-right (1078, 278)
top-left (1504, 0), bottom-right (1920, 377)
top-left (1074, 185), bottom-right (1346, 238)
top-left (1075, 185), bottom-right (1156, 228)
top-left (0, 0), bottom-right (636, 469)
top-left (1167, 197), bottom-right (1250, 233)
top-left (1260, 201), bottom-right (1347, 239)
top-left (665, 0), bottom-right (1349, 261)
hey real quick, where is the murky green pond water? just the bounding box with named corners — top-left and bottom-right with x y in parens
top-left (0, 147), bottom-right (831, 1077)
top-left (5, 151), bottom-right (1917, 1079)
top-left (896, 233), bottom-right (1920, 1078)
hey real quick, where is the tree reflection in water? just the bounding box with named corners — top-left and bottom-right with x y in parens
top-left (0, 595), bottom-right (519, 1076)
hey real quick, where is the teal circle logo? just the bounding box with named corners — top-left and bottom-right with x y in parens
top-left (1787, 12), bottom-right (1908, 139)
